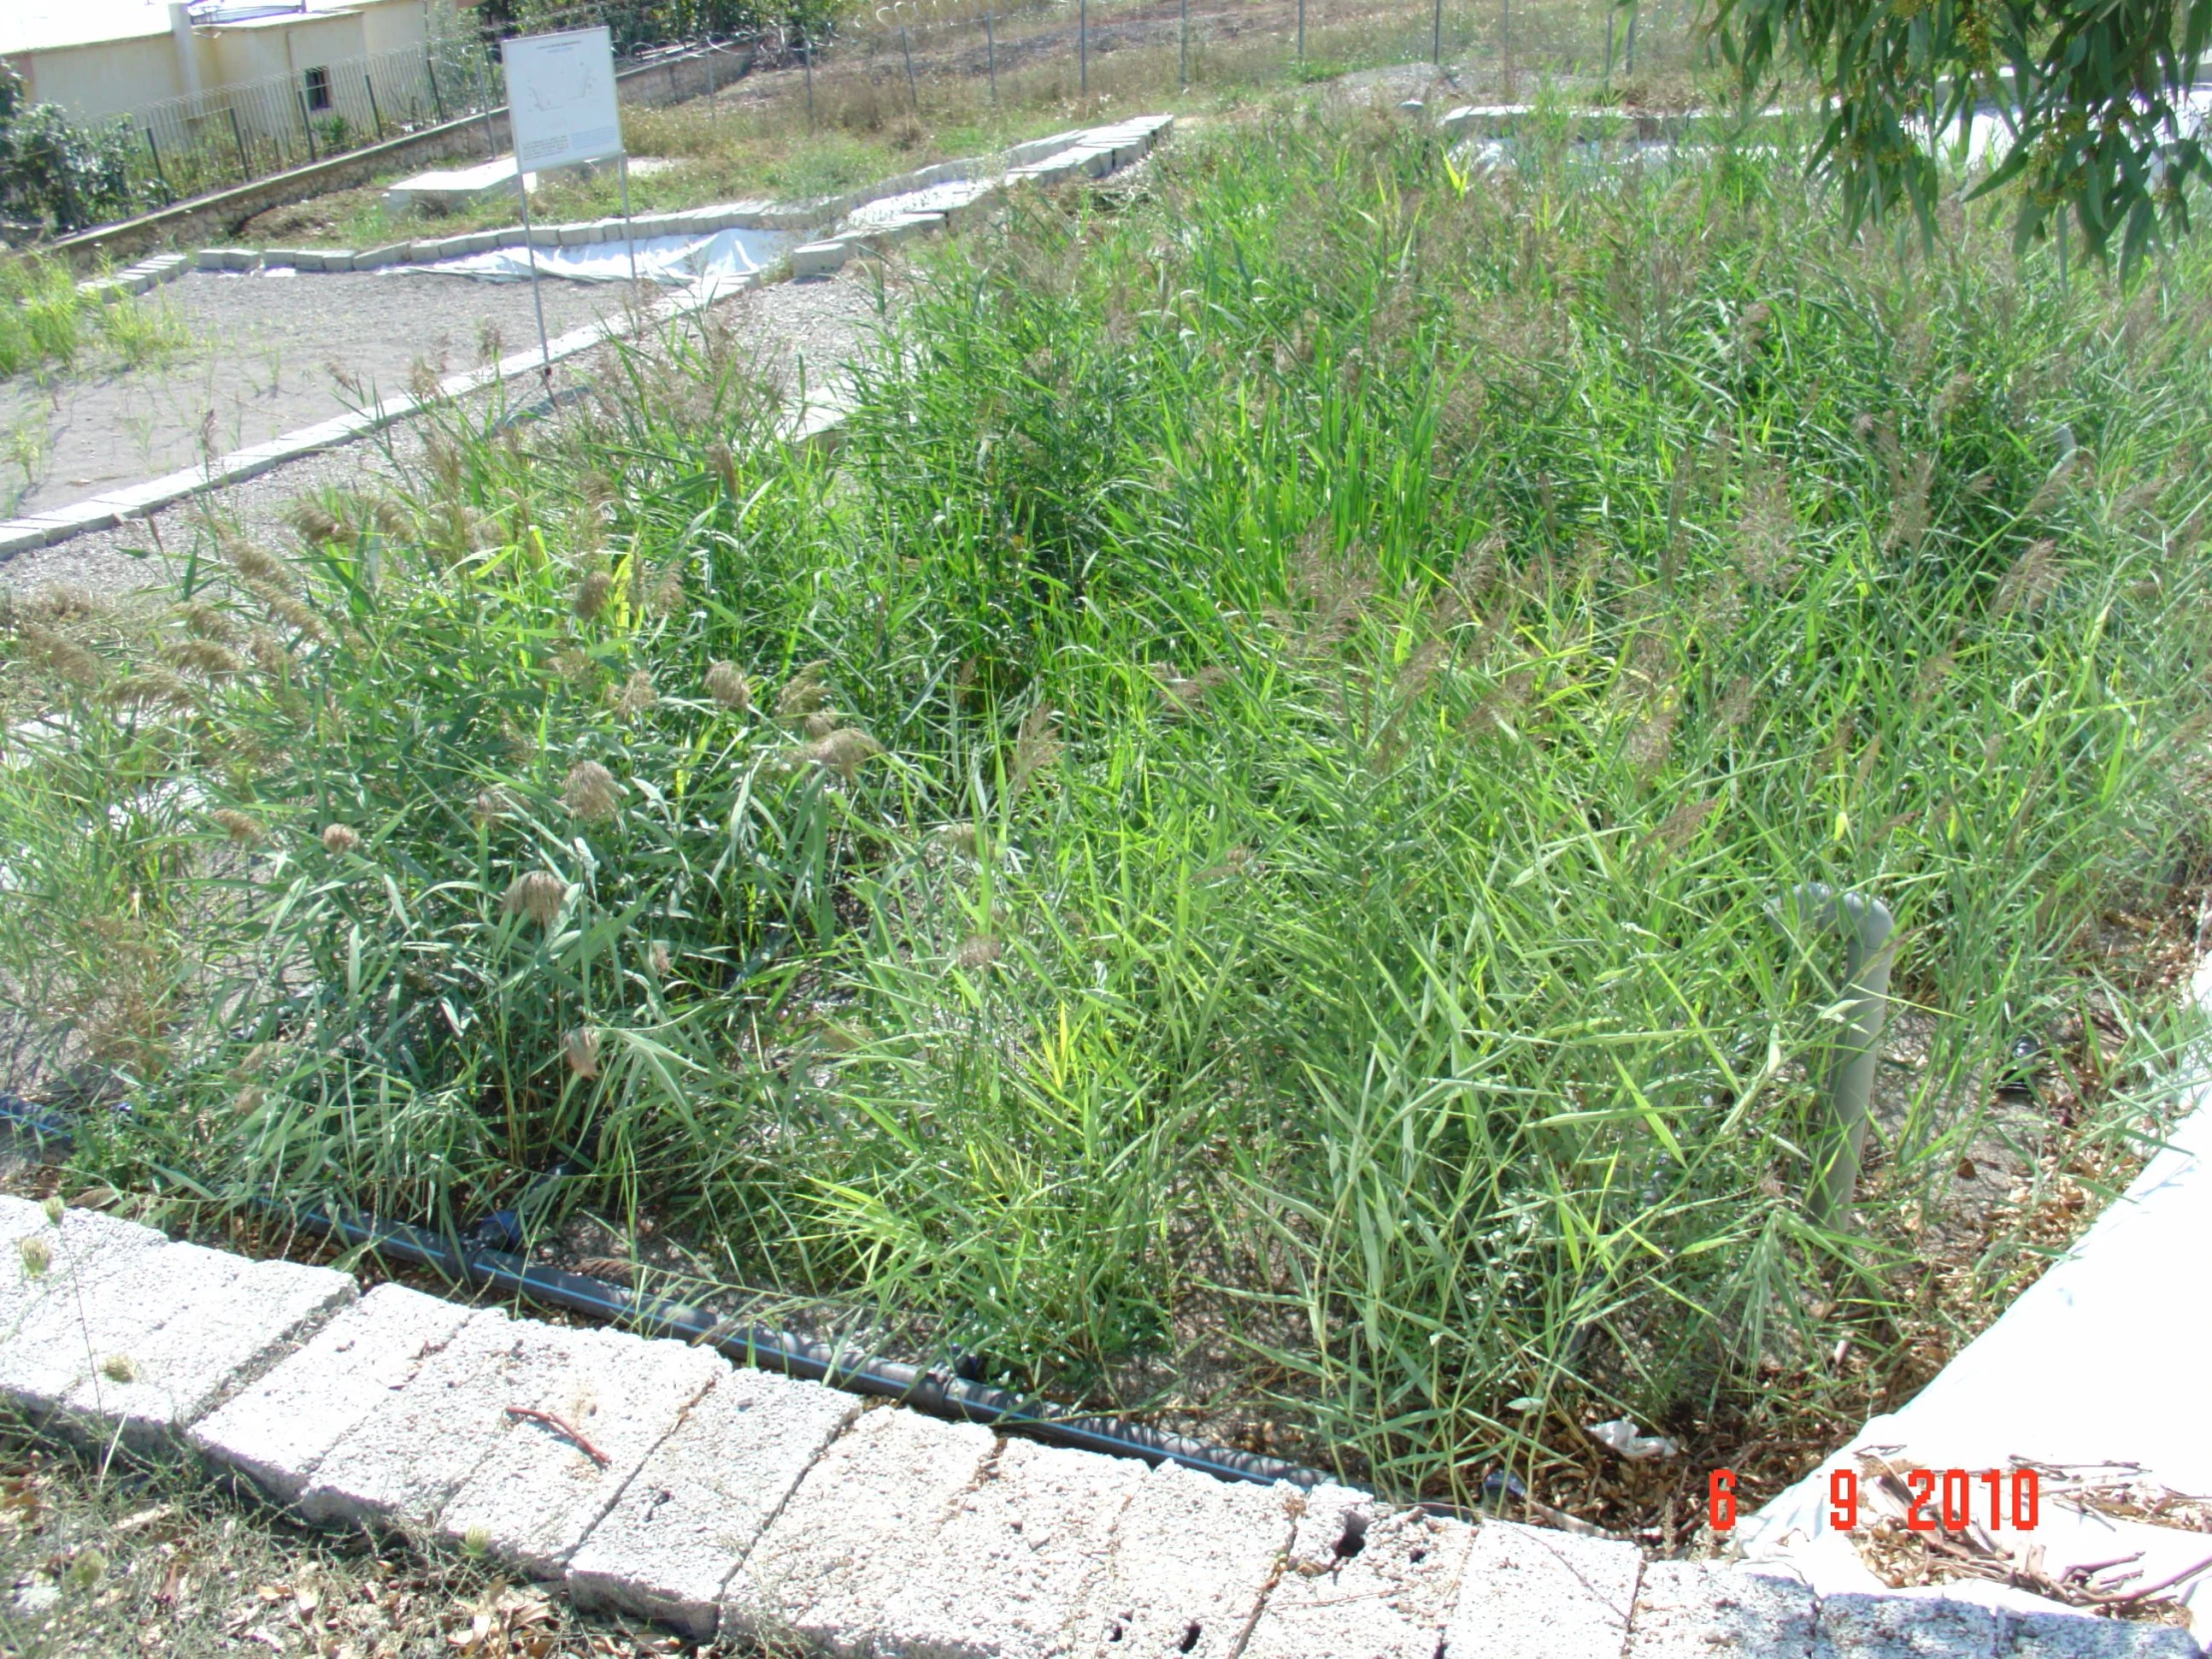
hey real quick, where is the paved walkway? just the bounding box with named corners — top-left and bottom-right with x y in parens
top-left (0, 1190), bottom-right (2196, 1658)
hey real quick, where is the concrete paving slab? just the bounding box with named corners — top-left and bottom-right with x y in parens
top-left (881, 1434), bottom-right (1144, 1658)
top-left (1822, 1591), bottom-right (2002, 1658)
top-left (791, 242), bottom-right (849, 276)
top-left (566, 1367), bottom-right (860, 1639)
top-left (294, 1307), bottom-right (557, 1529)
top-left (2003, 1610), bottom-right (2203, 1659)
top-left (720, 1404), bottom-right (996, 1653)
top-left (1445, 1517), bottom-right (1642, 1659)
top-left (1241, 1503), bottom-right (1477, 1659)
top-left (0, 1207), bottom-right (182, 1330)
top-left (1624, 1562), bottom-right (1817, 1659)
top-left (1, 1238), bottom-right (246, 1419)
top-left (1076, 1458), bottom-right (1300, 1659)
top-left (55, 1254), bottom-right (354, 1444)
top-left (189, 1282), bottom-right (481, 1501)
top-left (434, 1326), bottom-right (725, 1580)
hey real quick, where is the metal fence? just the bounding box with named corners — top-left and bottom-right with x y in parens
top-left (94, 0), bottom-right (1705, 229)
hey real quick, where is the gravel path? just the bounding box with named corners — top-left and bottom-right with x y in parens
top-left (0, 270), bottom-right (627, 522)
top-left (0, 272), bottom-right (885, 607)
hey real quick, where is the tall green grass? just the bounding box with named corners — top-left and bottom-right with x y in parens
top-left (4, 107), bottom-right (2209, 1501)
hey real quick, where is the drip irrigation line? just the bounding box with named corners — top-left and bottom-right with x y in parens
top-left (0, 1092), bottom-right (1333, 1493)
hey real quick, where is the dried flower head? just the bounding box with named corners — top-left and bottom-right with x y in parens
top-left (563, 761), bottom-right (620, 822)
top-left (1991, 540), bottom-right (2061, 620)
top-left (649, 940), bottom-right (673, 977)
top-left (795, 728), bottom-right (884, 782)
top-left (224, 538), bottom-right (295, 594)
top-left (288, 501), bottom-right (343, 546)
top-left (175, 600), bottom-right (237, 642)
top-left (320, 823), bottom-right (361, 855)
top-left (1464, 667), bottom-right (1535, 739)
top-left (165, 638), bottom-right (244, 679)
top-left (777, 661), bottom-right (833, 720)
top-left (99, 1354), bottom-right (137, 1383)
top-left (472, 789), bottom-right (513, 830)
top-left (248, 629), bottom-right (291, 678)
top-left (645, 559), bottom-right (686, 618)
top-left (16, 622), bottom-right (102, 689)
top-left (564, 1027), bottom-right (601, 1080)
top-left (1716, 675), bottom-right (1758, 733)
top-left (210, 809), bottom-right (263, 844)
top-left (18, 1236), bottom-right (51, 1279)
top-left (1654, 796), bottom-right (1719, 858)
top-left (1150, 663), bottom-right (1231, 717)
top-left (574, 569), bottom-right (614, 623)
top-left (1624, 704), bottom-right (1678, 779)
top-left (502, 870), bottom-right (570, 927)
top-left (234, 1085), bottom-right (265, 1117)
top-left (1010, 702), bottom-right (1062, 798)
top-left (802, 709), bottom-right (846, 740)
top-left (706, 661), bottom-right (752, 711)
top-left (954, 934), bottom-right (1002, 971)
top-left (1736, 300), bottom-right (1772, 354)
top-left (610, 671), bottom-right (657, 721)
top-left (707, 441), bottom-right (739, 498)
top-left (1912, 650), bottom-right (1955, 708)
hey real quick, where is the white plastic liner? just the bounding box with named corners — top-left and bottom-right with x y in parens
top-left (392, 225), bottom-right (796, 286)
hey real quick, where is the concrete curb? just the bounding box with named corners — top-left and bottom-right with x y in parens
top-left (5, 1188), bottom-right (2193, 1656)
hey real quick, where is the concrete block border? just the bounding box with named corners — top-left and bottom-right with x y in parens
top-left (0, 115), bottom-right (1170, 564)
top-left (4, 1185), bottom-right (2195, 1656)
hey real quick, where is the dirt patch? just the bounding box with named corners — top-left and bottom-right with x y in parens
top-left (0, 271), bottom-right (624, 522)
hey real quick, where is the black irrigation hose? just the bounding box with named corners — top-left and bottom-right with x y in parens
top-left (0, 1093), bottom-right (1335, 1493)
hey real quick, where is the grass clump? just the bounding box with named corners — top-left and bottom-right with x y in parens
top-left (5, 108), bottom-right (2211, 1510)
top-left (0, 257), bottom-right (188, 380)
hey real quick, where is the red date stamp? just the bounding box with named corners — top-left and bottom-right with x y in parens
top-left (1705, 1467), bottom-right (2040, 1532)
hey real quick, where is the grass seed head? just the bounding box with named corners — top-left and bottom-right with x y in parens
top-left (18, 1236), bottom-right (50, 1278)
top-left (706, 661), bottom-right (752, 711)
top-left (223, 537), bottom-right (294, 593)
top-left (610, 671), bottom-right (656, 721)
top-left (165, 638), bottom-right (244, 679)
top-left (175, 600), bottom-right (236, 641)
top-left (1625, 704), bottom-right (1678, 779)
top-left (573, 569), bottom-right (614, 623)
top-left (777, 661), bottom-right (832, 719)
top-left (565, 1027), bottom-right (601, 1080)
top-left (955, 934), bottom-right (1002, 971)
top-left (320, 823), bottom-right (361, 855)
top-left (287, 501), bottom-right (342, 546)
top-left (503, 870), bottom-right (570, 927)
top-left (802, 709), bottom-right (845, 740)
top-left (1992, 539), bottom-right (2061, 619)
top-left (16, 621), bottom-right (103, 689)
top-left (210, 809), bottom-right (263, 844)
top-left (563, 761), bottom-right (620, 822)
top-left (1655, 795), bottom-right (1719, 856)
top-left (1717, 675), bottom-right (1758, 732)
top-left (99, 1354), bottom-right (136, 1383)
top-left (800, 728), bottom-right (883, 781)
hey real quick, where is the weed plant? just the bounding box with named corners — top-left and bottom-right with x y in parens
top-left (0, 257), bottom-right (189, 380)
top-left (4, 107), bottom-right (2210, 1502)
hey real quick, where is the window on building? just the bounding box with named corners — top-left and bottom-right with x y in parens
top-left (303, 66), bottom-right (332, 111)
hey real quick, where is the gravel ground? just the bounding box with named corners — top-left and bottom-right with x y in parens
top-left (0, 269), bottom-right (627, 521)
top-left (0, 269), bottom-right (885, 608)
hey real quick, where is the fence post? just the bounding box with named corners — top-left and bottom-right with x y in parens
top-left (985, 13), bottom-right (997, 104)
top-left (1432, 0), bottom-right (1442, 65)
top-left (1624, 3), bottom-right (1637, 73)
top-left (426, 48), bottom-right (446, 123)
top-left (477, 51), bottom-right (500, 159)
top-left (1604, 7), bottom-right (1616, 82)
top-left (228, 103), bottom-right (251, 183)
top-left (1501, 0), bottom-right (1511, 98)
top-left (1080, 0), bottom-right (1089, 98)
top-left (803, 34), bottom-right (816, 129)
top-left (901, 23), bottom-right (918, 109)
top-left (1298, 0), bottom-right (1305, 62)
top-left (1180, 0), bottom-right (1189, 87)
top-left (144, 127), bottom-right (172, 198)
top-left (295, 83), bottom-right (319, 162)
top-left (365, 71), bottom-right (386, 141)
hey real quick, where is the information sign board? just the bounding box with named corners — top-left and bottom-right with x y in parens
top-left (502, 27), bottom-right (623, 174)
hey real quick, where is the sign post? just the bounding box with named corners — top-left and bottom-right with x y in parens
top-left (500, 26), bottom-right (630, 381)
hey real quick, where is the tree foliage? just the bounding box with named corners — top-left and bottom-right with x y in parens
top-left (0, 66), bottom-right (140, 234)
top-left (1706, 0), bottom-right (2212, 269)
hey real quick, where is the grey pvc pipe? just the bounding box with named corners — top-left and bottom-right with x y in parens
top-left (1771, 882), bottom-right (1897, 1227)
